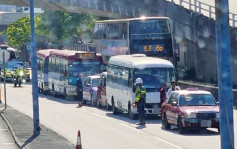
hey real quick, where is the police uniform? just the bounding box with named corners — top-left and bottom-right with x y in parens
top-left (135, 85), bottom-right (146, 125)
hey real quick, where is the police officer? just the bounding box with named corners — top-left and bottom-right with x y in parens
top-left (135, 78), bottom-right (146, 125)
top-left (76, 74), bottom-right (83, 107)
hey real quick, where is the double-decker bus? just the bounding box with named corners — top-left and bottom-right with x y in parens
top-left (93, 17), bottom-right (174, 63)
top-left (48, 50), bottom-right (103, 99)
top-left (37, 49), bottom-right (57, 94)
top-left (106, 54), bottom-right (175, 119)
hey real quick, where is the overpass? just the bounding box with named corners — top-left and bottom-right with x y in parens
top-left (0, 0), bottom-right (237, 86)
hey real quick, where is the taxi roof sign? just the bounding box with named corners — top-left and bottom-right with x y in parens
top-left (187, 87), bottom-right (198, 91)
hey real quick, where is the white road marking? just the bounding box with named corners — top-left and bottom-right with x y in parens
top-left (153, 136), bottom-right (183, 149)
top-left (92, 113), bottom-right (110, 120)
top-left (2, 143), bottom-right (15, 145)
top-left (120, 123), bottom-right (143, 133)
top-left (0, 129), bottom-right (8, 131)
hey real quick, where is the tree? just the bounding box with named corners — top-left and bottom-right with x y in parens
top-left (37, 10), bottom-right (98, 46)
top-left (0, 16), bottom-right (43, 49)
top-left (1, 10), bottom-right (98, 49)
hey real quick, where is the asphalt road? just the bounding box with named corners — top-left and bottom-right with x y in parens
top-left (3, 83), bottom-right (237, 149)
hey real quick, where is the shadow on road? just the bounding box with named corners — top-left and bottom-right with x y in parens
top-left (162, 126), bottom-right (219, 136)
top-left (105, 112), bottom-right (162, 125)
top-left (38, 93), bottom-right (78, 105)
top-left (20, 134), bottom-right (39, 149)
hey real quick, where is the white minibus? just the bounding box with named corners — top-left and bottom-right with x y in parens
top-left (106, 54), bottom-right (175, 119)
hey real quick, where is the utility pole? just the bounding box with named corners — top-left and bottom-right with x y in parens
top-left (215, 0), bottom-right (234, 148)
top-left (29, 0), bottom-right (40, 135)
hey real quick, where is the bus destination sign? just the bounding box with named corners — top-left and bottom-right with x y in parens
top-left (76, 53), bottom-right (95, 59)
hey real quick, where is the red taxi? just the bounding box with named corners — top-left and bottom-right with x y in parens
top-left (161, 88), bottom-right (219, 133)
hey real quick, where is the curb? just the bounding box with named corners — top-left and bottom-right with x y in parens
top-left (0, 111), bottom-right (21, 149)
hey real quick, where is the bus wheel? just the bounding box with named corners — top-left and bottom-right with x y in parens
top-left (41, 84), bottom-right (44, 94)
top-left (38, 86), bottom-right (41, 93)
top-left (128, 103), bottom-right (136, 120)
top-left (52, 84), bottom-right (57, 97)
top-left (112, 98), bottom-right (117, 115)
top-left (63, 88), bottom-right (67, 99)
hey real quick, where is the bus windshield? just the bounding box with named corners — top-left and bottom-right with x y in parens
top-left (129, 20), bottom-right (170, 35)
top-left (134, 68), bottom-right (175, 90)
top-left (68, 61), bottom-right (101, 78)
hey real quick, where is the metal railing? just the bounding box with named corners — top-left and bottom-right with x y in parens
top-left (167, 0), bottom-right (237, 27)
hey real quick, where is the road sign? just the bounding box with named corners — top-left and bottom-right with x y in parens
top-left (0, 50), bottom-right (10, 63)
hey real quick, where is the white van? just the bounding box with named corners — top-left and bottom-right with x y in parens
top-left (106, 54), bottom-right (175, 119)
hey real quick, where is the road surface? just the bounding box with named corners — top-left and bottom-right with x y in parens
top-left (3, 83), bottom-right (237, 149)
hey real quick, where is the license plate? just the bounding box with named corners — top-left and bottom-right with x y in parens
top-left (201, 120), bottom-right (211, 127)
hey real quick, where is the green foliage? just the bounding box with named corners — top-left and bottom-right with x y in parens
top-left (1, 16), bottom-right (42, 49)
top-left (1, 10), bottom-right (98, 49)
top-left (37, 10), bottom-right (98, 45)
top-left (3, 17), bottom-right (30, 48)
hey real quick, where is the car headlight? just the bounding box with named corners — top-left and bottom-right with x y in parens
top-left (185, 112), bottom-right (196, 119)
top-left (19, 71), bottom-right (24, 76)
top-left (216, 113), bottom-right (220, 118)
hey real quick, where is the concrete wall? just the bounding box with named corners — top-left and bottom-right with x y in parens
top-left (149, 0), bottom-right (237, 87)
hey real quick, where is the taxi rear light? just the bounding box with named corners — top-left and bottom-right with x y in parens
top-left (187, 87), bottom-right (198, 91)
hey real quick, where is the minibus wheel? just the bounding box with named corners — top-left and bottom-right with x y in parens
top-left (112, 98), bottom-right (117, 115)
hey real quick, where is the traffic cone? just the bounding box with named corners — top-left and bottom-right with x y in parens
top-left (76, 130), bottom-right (82, 149)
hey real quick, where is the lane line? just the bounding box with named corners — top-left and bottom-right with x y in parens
top-left (2, 143), bottom-right (15, 145)
top-left (120, 123), bottom-right (143, 133)
top-left (92, 113), bottom-right (111, 120)
top-left (153, 136), bottom-right (183, 149)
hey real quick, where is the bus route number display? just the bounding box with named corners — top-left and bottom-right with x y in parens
top-left (76, 53), bottom-right (95, 59)
top-left (143, 45), bottom-right (163, 52)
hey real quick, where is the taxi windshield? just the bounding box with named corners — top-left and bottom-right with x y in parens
top-left (179, 94), bottom-right (217, 106)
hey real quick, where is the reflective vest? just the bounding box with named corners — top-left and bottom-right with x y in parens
top-left (135, 86), bottom-right (146, 102)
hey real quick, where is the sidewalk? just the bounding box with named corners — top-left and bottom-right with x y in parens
top-left (0, 104), bottom-right (75, 149)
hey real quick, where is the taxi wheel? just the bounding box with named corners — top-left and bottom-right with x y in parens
top-left (162, 114), bottom-right (171, 129)
top-left (178, 118), bottom-right (185, 134)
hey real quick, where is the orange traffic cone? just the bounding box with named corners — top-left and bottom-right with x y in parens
top-left (76, 130), bottom-right (82, 149)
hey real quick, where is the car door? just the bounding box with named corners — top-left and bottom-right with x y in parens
top-left (169, 93), bottom-right (179, 125)
top-left (100, 75), bottom-right (107, 105)
top-left (166, 93), bottom-right (177, 124)
top-left (83, 77), bottom-right (91, 100)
